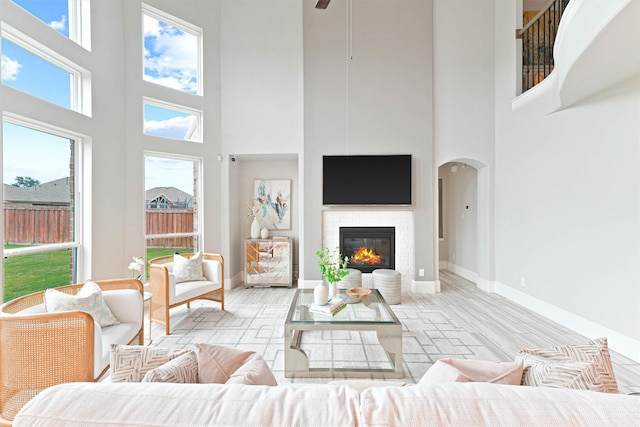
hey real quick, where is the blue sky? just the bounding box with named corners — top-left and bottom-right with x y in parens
top-left (2, 0), bottom-right (197, 193)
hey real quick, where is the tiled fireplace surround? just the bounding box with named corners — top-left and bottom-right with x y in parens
top-left (322, 210), bottom-right (414, 290)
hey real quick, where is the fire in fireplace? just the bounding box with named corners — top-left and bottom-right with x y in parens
top-left (339, 226), bottom-right (395, 273)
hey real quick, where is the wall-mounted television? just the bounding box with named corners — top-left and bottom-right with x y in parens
top-left (323, 155), bottom-right (412, 205)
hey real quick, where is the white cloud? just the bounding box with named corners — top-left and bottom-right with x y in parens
top-left (1, 55), bottom-right (22, 81)
top-left (143, 16), bottom-right (198, 93)
top-left (49, 15), bottom-right (67, 32)
top-left (144, 115), bottom-right (195, 140)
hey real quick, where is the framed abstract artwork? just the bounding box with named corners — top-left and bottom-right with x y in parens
top-left (254, 179), bottom-right (291, 230)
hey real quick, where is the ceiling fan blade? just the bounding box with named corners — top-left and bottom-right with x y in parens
top-left (315, 0), bottom-right (331, 9)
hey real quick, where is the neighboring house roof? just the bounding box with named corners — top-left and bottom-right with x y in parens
top-left (146, 187), bottom-right (193, 207)
top-left (3, 177), bottom-right (71, 206)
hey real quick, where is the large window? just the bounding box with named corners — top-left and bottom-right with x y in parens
top-left (1, 25), bottom-right (91, 114)
top-left (142, 4), bottom-right (201, 95)
top-left (2, 117), bottom-right (81, 302)
top-left (144, 154), bottom-right (201, 264)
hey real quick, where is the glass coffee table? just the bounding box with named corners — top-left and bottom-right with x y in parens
top-left (284, 288), bottom-right (403, 378)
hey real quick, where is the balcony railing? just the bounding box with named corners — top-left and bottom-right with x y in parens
top-left (517, 0), bottom-right (570, 92)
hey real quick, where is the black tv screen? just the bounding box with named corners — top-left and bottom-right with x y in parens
top-left (323, 155), bottom-right (412, 205)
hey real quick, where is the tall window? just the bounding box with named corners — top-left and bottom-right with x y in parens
top-left (2, 118), bottom-right (80, 302)
top-left (142, 4), bottom-right (202, 95)
top-left (144, 154), bottom-right (201, 263)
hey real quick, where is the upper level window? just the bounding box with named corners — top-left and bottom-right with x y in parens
top-left (142, 4), bottom-right (202, 95)
top-left (12, 0), bottom-right (69, 37)
top-left (11, 0), bottom-right (91, 50)
top-left (143, 98), bottom-right (202, 142)
top-left (1, 25), bottom-right (91, 115)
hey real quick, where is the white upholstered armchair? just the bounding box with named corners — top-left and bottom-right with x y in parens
top-left (0, 278), bottom-right (144, 426)
top-left (148, 253), bottom-right (224, 335)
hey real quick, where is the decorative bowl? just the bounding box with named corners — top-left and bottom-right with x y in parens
top-left (346, 287), bottom-right (371, 299)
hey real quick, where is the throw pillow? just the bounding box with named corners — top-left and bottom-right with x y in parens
top-left (419, 358), bottom-right (524, 385)
top-left (142, 350), bottom-right (199, 383)
top-left (194, 343), bottom-right (277, 386)
top-left (516, 337), bottom-right (618, 393)
top-left (44, 280), bottom-right (119, 327)
top-left (110, 344), bottom-right (191, 382)
top-left (173, 252), bottom-right (206, 283)
top-left (516, 354), bottom-right (606, 392)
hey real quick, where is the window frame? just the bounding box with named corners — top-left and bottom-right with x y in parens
top-left (143, 97), bottom-right (203, 143)
top-left (143, 151), bottom-right (203, 254)
top-left (0, 23), bottom-right (92, 116)
top-left (2, 112), bottom-right (85, 286)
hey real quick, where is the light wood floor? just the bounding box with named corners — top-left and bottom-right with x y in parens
top-left (221, 269), bottom-right (640, 393)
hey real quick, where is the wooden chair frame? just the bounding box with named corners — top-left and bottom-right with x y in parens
top-left (0, 279), bottom-right (144, 426)
top-left (148, 253), bottom-right (224, 335)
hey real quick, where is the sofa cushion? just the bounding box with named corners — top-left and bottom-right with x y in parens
top-left (173, 252), bottom-right (206, 283)
top-left (13, 382), bottom-right (362, 427)
top-left (44, 280), bottom-right (119, 327)
top-left (142, 351), bottom-right (199, 383)
top-left (419, 358), bottom-right (524, 385)
top-left (194, 343), bottom-right (277, 386)
top-left (516, 337), bottom-right (618, 393)
top-left (110, 344), bottom-right (191, 382)
top-left (359, 382), bottom-right (639, 427)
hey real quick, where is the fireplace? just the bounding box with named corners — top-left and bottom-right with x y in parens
top-left (339, 227), bottom-right (395, 273)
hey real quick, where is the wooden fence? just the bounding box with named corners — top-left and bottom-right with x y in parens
top-left (4, 206), bottom-right (194, 247)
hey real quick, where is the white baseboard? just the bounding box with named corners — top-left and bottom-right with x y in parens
top-left (476, 277), bottom-right (496, 293)
top-left (226, 272), bottom-right (244, 290)
top-left (412, 280), bottom-right (436, 293)
top-left (297, 279), bottom-right (322, 290)
top-left (494, 281), bottom-right (640, 362)
top-left (448, 263), bottom-right (478, 284)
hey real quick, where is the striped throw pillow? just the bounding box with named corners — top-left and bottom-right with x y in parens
top-left (516, 337), bottom-right (618, 393)
top-left (110, 344), bottom-right (191, 382)
top-left (142, 351), bottom-right (199, 383)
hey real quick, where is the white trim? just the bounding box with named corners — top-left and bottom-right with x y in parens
top-left (476, 277), bottom-right (496, 293)
top-left (447, 262), bottom-right (478, 285)
top-left (411, 280), bottom-right (436, 294)
top-left (298, 279), bottom-right (323, 290)
top-left (494, 281), bottom-right (640, 362)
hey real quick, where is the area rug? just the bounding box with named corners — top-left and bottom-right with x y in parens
top-left (149, 301), bottom-right (492, 384)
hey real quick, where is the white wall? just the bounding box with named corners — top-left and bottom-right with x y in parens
top-left (302, 0), bottom-right (434, 286)
top-left (433, 0), bottom-right (494, 168)
top-left (219, 0), bottom-right (303, 284)
top-left (494, 2), bottom-right (640, 357)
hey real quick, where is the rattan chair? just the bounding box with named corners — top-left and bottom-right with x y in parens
top-left (0, 278), bottom-right (144, 426)
top-left (148, 253), bottom-right (224, 335)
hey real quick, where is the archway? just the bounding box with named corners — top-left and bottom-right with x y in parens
top-left (435, 159), bottom-right (493, 292)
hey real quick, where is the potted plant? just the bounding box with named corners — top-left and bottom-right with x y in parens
top-left (315, 247), bottom-right (350, 304)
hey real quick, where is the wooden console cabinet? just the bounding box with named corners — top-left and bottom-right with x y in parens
top-left (244, 238), bottom-right (293, 287)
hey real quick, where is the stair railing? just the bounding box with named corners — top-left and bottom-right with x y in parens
top-left (516, 0), bottom-right (571, 92)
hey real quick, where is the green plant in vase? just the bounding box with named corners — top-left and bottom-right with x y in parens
top-left (316, 247), bottom-right (350, 299)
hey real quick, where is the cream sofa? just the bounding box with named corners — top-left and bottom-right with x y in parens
top-left (12, 380), bottom-right (640, 426)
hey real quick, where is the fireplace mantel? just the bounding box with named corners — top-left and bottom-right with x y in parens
top-left (322, 210), bottom-right (413, 289)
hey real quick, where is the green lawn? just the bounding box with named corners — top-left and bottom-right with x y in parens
top-left (3, 246), bottom-right (192, 303)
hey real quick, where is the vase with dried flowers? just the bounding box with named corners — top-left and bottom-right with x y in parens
top-left (247, 201), bottom-right (260, 238)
